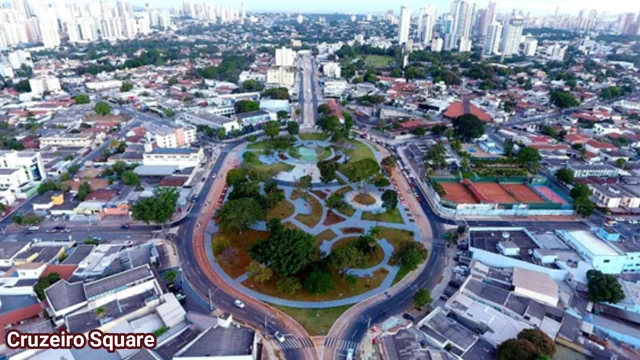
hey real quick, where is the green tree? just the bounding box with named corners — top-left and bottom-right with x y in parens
top-left (550, 90), bottom-right (579, 108)
top-left (402, 247), bottom-right (426, 271)
top-left (342, 158), bottom-right (380, 184)
top-left (277, 277), bottom-right (301, 295)
top-left (587, 270), bottom-right (625, 304)
top-left (574, 196), bottom-right (595, 217)
top-left (318, 160), bottom-right (339, 183)
top-left (226, 168), bottom-right (247, 187)
top-left (120, 82), bottom-right (133, 92)
top-left (250, 219), bottom-right (314, 277)
top-left (555, 168), bottom-right (574, 184)
top-left (425, 141), bottom-right (447, 171)
top-left (504, 141), bottom-right (515, 157)
top-left (277, 110), bottom-right (289, 120)
top-left (122, 170), bottom-right (140, 186)
top-left (264, 120), bottom-right (280, 138)
top-left (616, 158), bottom-right (627, 169)
top-left (163, 270), bottom-right (178, 285)
top-left (241, 79), bottom-right (264, 92)
top-left (497, 338), bottom-right (538, 360)
top-left (215, 198), bottom-right (263, 234)
top-left (287, 121), bottom-right (299, 135)
top-left (517, 329), bottom-right (556, 358)
top-left (37, 179), bottom-right (62, 195)
top-left (524, 78), bottom-right (532, 90)
top-left (34, 273), bottom-right (60, 300)
top-left (303, 268), bottom-right (334, 295)
top-left (217, 128), bottom-right (226, 139)
top-left (132, 187), bottom-right (180, 230)
top-left (318, 104), bottom-right (332, 116)
top-left (413, 127), bottom-right (427, 136)
top-left (381, 155), bottom-right (397, 175)
top-left (247, 261), bottom-right (273, 283)
top-left (168, 77), bottom-right (179, 85)
top-left (74, 94), bottom-right (90, 104)
top-left (77, 182), bottom-right (92, 201)
top-left (516, 147), bottom-right (542, 171)
top-left (164, 108), bottom-right (176, 117)
top-left (329, 244), bottom-right (365, 273)
top-left (94, 101), bottom-right (111, 116)
top-left (570, 183), bottom-right (591, 199)
top-left (452, 114), bottom-right (485, 140)
top-left (263, 87), bottom-right (290, 100)
top-left (235, 100), bottom-right (259, 113)
top-left (413, 288), bottom-right (433, 309)
top-left (381, 190), bottom-right (398, 211)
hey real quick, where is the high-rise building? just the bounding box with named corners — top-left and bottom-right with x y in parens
top-left (479, 1), bottom-right (496, 37)
top-left (38, 16), bottom-right (60, 48)
top-left (621, 13), bottom-right (636, 35)
top-left (275, 47), bottom-right (296, 67)
top-left (446, 0), bottom-right (473, 51)
top-left (29, 75), bottom-right (61, 95)
top-left (417, 5), bottom-right (436, 46)
top-left (397, 5), bottom-right (411, 45)
top-left (431, 38), bottom-right (443, 52)
top-left (483, 22), bottom-right (502, 55)
top-left (523, 35), bottom-right (537, 56)
top-left (500, 16), bottom-right (524, 56)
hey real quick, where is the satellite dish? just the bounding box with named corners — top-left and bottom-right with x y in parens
top-left (502, 232), bottom-right (510, 239)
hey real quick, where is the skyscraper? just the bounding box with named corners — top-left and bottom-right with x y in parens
top-left (397, 5), bottom-right (411, 45)
top-left (500, 16), bottom-right (524, 56)
top-left (478, 1), bottom-right (496, 37)
top-left (445, 0), bottom-right (473, 51)
top-left (417, 5), bottom-right (436, 46)
top-left (38, 16), bottom-right (60, 48)
top-left (483, 22), bottom-right (501, 55)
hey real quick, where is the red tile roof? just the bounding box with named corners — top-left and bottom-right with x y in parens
top-left (159, 176), bottom-right (187, 187)
top-left (84, 189), bottom-right (117, 201)
top-left (586, 140), bottom-right (617, 150)
top-left (443, 99), bottom-right (492, 122)
top-left (0, 303), bottom-right (42, 328)
top-left (42, 264), bottom-right (77, 281)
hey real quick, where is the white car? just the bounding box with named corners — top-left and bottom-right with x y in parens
top-left (346, 348), bottom-right (354, 360)
top-left (274, 331), bottom-right (286, 343)
top-left (630, 220), bottom-right (638, 225)
top-left (234, 299), bottom-right (245, 308)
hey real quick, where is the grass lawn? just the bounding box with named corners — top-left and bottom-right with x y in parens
top-left (291, 190), bottom-right (324, 228)
top-left (288, 147), bottom-right (301, 159)
top-left (272, 305), bottom-right (352, 336)
top-left (392, 264), bottom-right (412, 285)
top-left (339, 140), bottom-right (377, 181)
top-left (243, 268), bottom-right (388, 302)
top-left (335, 186), bottom-right (353, 195)
top-left (247, 139), bottom-right (279, 150)
top-left (332, 237), bottom-right (385, 268)
top-left (241, 160), bottom-right (294, 179)
top-left (316, 147), bottom-right (332, 161)
top-left (361, 209), bottom-right (405, 224)
top-left (266, 199), bottom-right (295, 220)
top-left (212, 228), bottom-right (270, 279)
top-left (314, 229), bottom-right (338, 247)
top-left (362, 55), bottom-right (394, 68)
top-left (461, 171), bottom-right (475, 179)
top-left (298, 133), bottom-right (330, 141)
top-left (353, 193), bottom-right (376, 205)
top-left (335, 204), bottom-right (356, 218)
top-left (378, 227), bottom-right (415, 253)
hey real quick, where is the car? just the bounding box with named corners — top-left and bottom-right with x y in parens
top-left (274, 331), bottom-right (286, 343)
top-left (53, 225), bottom-right (65, 230)
top-left (201, 177), bottom-right (206, 182)
top-left (614, 218), bottom-right (625, 222)
top-left (62, 229), bottom-right (71, 233)
top-left (91, 236), bottom-right (102, 241)
top-left (402, 313), bottom-right (415, 321)
top-left (27, 226), bottom-right (39, 231)
top-left (45, 229), bottom-right (56, 233)
top-left (212, 173), bottom-right (216, 178)
top-left (630, 220), bottom-right (639, 225)
top-left (234, 299), bottom-right (245, 309)
top-left (121, 224), bottom-right (131, 229)
top-left (346, 348), bottom-right (354, 360)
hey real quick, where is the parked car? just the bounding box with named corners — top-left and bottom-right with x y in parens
top-left (346, 348), bottom-right (354, 360)
top-left (402, 313), bottom-right (415, 322)
top-left (121, 224), bottom-right (131, 229)
top-left (53, 225), bottom-right (65, 230)
top-left (27, 226), bottom-right (39, 231)
top-left (274, 331), bottom-right (286, 343)
top-left (234, 299), bottom-right (245, 309)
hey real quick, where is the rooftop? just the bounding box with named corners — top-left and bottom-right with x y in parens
top-left (422, 311), bottom-right (478, 351)
top-left (177, 325), bottom-right (255, 358)
top-left (83, 264), bottom-right (155, 300)
top-left (560, 230), bottom-right (620, 256)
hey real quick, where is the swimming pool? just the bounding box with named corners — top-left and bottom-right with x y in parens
top-left (466, 147), bottom-right (477, 153)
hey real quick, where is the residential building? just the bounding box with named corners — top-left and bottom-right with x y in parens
top-left (523, 35), bottom-right (538, 56)
top-left (589, 183), bottom-right (640, 209)
top-left (546, 43), bottom-right (567, 60)
top-left (484, 22), bottom-right (502, 55)
top-left (29, 76), bottom-right (61, 95)
top-left (235, 110), bottom-right (271, 127)
top-left (500, 16), bottom-right (524, 56)
top-left (323, 62), bottom-right (341, 78)
top-left (324, 79), bottom-right (349, 98)
top-left (397, 5), bottom-right (411, 45)
top-left (431, 37), bottom-right (444, 52)
top-left (179, 111), bottom-right (240, 133)
top-left (39, 134), bottom-right (93, 148)
top-left (417, 5), bottom-right (436, 45)
top-left (38, 16), bottom-right (60, 48)
top-left (266, 66), bottom-right (296, 88)
top-left (0, 150), bottom-right (46, 183)
top-left (142, 123), bottom-right (197, 148)
top-left (238, 71), bottom-right (266, 83)
top-left (567, 162), bottom-right (619, 178)
top-left (275, 47), bottom-right (296, 67)
top-left (446, 0), bottom-right (474, 51)
top-left (142, 147), bottom-right (204, 168)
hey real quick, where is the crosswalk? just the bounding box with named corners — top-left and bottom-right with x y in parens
top-left (324, 337), bottom-right (358, 352)
top-left (278, 337), bottom-right (315, 349)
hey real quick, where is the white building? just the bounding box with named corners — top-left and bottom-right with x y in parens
top-left (397, 5), bottom-right (411, 45)
top-left (5, 50), bottom-right (32, 69)
top-left (324, 80), bottom-right (349, 98)
top-left (446, 0), bottom-right (473, 51)
top-left (239, 71), bottom-right (266, 83)
top-left (417, 5), bottom-right (436, 45)
top-left (275, 47), bottom-right (296, 67)
top-left (523, 35), bottom-right (537, 56)
top-left (142, 147), bottom-right (204, 168)
top-left (86, 80), bottom-right (123, 91)
top-left (500, 16), bottom-right (524, 56)
top-left (557, 229), bottom-right (640, 274)
top-left (546, 43), bottom-right (568, 61)
top-left (458, 37), bottom-right (472, 52)
top-left (38, 16), bottom-right (60, 48)
top-left (267, 66), bottom-right (296, 88)
top-left (142, 123), bottom-right (197, 148)
top-left (180, 111), bottom-right (239, 133)
top-left (39, 134), bottom-right (93, 148)
top-left (431, 37), bottom-right (444, 52)
top-left (0, 150), bottom-right (47, 183)
top-left (0, 63), bottom-right (14, 78)
top-left (29, 76), bottom-right (61, 95)
top-left (484, 22), bottom-right (502, 55)
top-left (323, 62), bottom-right (341, 78)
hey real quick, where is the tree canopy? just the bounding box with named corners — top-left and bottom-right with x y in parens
top-left (318, 160), bottom-right (339, 183)
top-left (215, 198), bottom-right (263, 233)
top-left (587, 270), bottom-right (625, 304)
top-left (250, 219), bottom-right (315, 277)
top-left (341, 158), bottom-right (380, 183)
top-left (74, 94), bottom-right (90, 104)
top-left (555, 168), bottom-right (574, 184)
top-left (550, 90), bottom-right (580, 108)
top-left (132, 187), bottom-right (179, 225)
top-left (94, 102), bottom-right (111, 116)
top-left (263, 87), bottom-right (290, 100)
top-left (235, 100), bottom-right (259, 113)
top-left (381, 190), bottom-right (398, 212)
top-left (413, 289), bottom-right (433, 309)
top-left (287, 121), bottom-right (299, 135)
top-left (452, 114), bottom-right (486, 140)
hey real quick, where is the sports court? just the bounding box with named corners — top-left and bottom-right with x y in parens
top-left (473, 182), bottom-right (517, 204)
top-left (441, 182), bottom-right (478, 204)
top-left (534, 185), bottom-right (568, 205)
top-left (500, 183), bottom-right (546, 203)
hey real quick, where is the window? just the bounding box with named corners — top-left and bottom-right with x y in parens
top-left (603, 260), bottom-right (610, 263)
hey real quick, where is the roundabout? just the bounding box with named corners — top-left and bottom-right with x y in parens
top-left (206, 133), bottom-right (427, 312)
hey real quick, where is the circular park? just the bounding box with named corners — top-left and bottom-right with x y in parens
top-left (205, 130), bottom-right (426, 333)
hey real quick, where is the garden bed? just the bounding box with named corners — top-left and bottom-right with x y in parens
top-left (291, 190), bottom-right (324, 228)
top-left (211, 228), bottom-right (270, 279)
top-left (353, 193), bottom-right (377, 205)
top-left (342, 227), bottom-right (364, 234)
top-left (266, 199), bottom-right (295, 220)
top-left (361, 209), bottom-right (404, 224)
top-left (323, 210), bottom-right (346, 226)
top-left (314, 229), bottom-right (338, 247)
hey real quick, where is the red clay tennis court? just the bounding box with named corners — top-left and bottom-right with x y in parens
top-left (473, 182), bottom-right (517, 204)
top-left (500, 183), bottom-right (546, 203)
top-left (441, 182), bottom-right (478, 204)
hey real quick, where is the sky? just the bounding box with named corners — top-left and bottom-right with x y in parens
top-left (141, 0), bottom-right (638, 17)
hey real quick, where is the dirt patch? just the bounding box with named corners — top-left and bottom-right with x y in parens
top-left (85, 114), bottom-right (128, 122)
top-left (323, 210), bottom-right (346, 226)
top-left (311, 190), bottom-right (327, 200)
top-left (342, 227), bottom-right (364, 234)
top-left (353, 193), bottom-right (376, 205)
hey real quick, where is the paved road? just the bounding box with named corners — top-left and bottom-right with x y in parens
top-left (173, 145), bottom-right (308, 360)
top-left (299, 55), bottom-right (320, 128)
